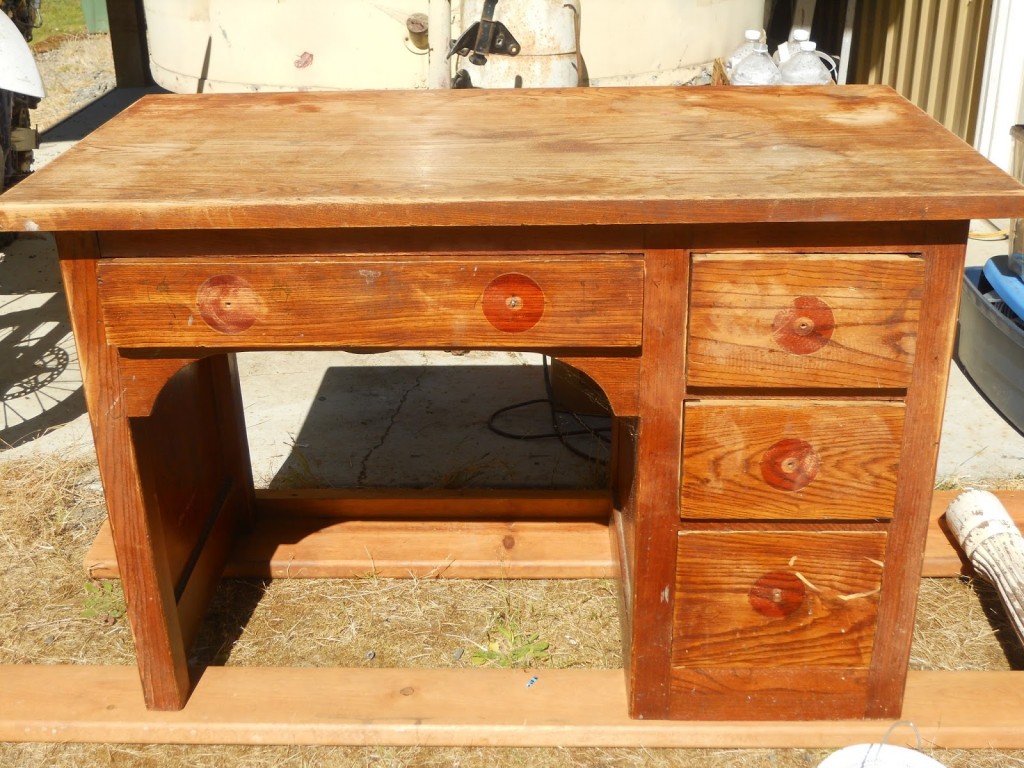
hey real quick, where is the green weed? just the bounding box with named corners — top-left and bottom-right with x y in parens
top-left (470, 615), bottom-right (549, 668)
top-left (81, 580), bottom-right (125, 624)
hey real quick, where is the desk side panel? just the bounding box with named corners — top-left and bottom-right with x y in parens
top-left (130, 354), bottom-right (255, 651)
top-left (56, 233), bottom-right (192, 710)
top-left (864, 233), bottom-right (969, 716)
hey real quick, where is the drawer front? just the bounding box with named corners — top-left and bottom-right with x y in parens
top-left (681, 400), bottom-right (903, 521)
top-left (96, 255), bottom-right (643, 349)
top-left (672, 528), bottom-right (886, 669)
top-left (687, 254), bottom-right (924, 389)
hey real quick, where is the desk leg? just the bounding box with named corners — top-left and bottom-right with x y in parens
top-left (127, 353), bottom-right (256, 654)
top-left (58, 233), bottom-right (254, 710)
top-left (863, 235), bottom-right (968, 716)
top-left (615, 247), bottom-right (689, 719)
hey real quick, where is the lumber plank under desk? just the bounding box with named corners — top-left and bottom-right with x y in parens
top-left (85, 490), bottom-right (616, 579)
top-left (84, 490), bottom-right (1024, 580)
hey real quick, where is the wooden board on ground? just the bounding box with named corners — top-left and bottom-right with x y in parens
top-left (2, 665), bottom-right (1023, 747)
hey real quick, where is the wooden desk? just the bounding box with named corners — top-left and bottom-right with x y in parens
top-left (2, 85), bottom-right (1023, 722)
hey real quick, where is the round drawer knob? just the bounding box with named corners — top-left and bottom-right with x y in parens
top-left (197, 275), bottom-right (260, 334)
top-left (772, 296), bottom-right (835, 354)
top-left (483, 273), bottom-right (544, 333)
top-left (749, 571), bottom-right (806, 618)
top-left (760, 438), bottom-right (821, 491)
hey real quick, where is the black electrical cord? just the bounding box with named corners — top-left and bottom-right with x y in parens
top-left (486, 356), bottom-right (611, 464)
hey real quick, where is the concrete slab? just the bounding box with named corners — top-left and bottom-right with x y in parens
top-left (2, 91), bottom-right (1023, 488)
top-left (0, 233), bottom-right (83, 448)
top-left (238, 349), bottom-right (609, 489)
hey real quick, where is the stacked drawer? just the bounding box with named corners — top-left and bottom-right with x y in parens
top-left (671, 252), bottom-right (925, 719)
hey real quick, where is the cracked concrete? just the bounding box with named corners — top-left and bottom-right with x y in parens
top-left (239, 349), bottom-right (608, 490)
top-left (356, 365), bottom-right (425, 486)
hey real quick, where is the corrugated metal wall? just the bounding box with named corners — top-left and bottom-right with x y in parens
top-left (853, 0), bottom-right (992, 142)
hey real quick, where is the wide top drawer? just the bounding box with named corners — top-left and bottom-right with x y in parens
top-left (687, 254), bottom-right (924, 389)
top-left (96, 254), bottom-right (644, 350)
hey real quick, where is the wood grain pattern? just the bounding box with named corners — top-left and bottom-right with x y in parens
top-left (85, 489), bottom-right (615, 579)
top-left (84, 489), bottom-right (1024, 580)
top-left (2, 87), bottom-right (1023, 232)
top-left (175, 480), bottom-right (249, 650)
top-left (96, 256), bottom-right (643, 349)
top-left (56, 233), bottom-right (192, 711)
top-left (552, 356), bottom-right (640, 417)
top-left (5, 665), bottom-right (1024, 747)
top-left (119, 352), bottom-right (254, 668)
top-left (687, 254), bottom-right (924, 389)
top-left (256, 488), bottom-right (611, 520)
top-left (86, 518), bottom-right (616, 580)
top-left (681, 401), bottom-right (904, 520)
top-left (118, 357), bottom-right (200, 417)
top-left (33, 88), bottom-right (1021, 722)
top-left (130, 359), bottom-right (234, 594)
top-left (174, 353), bottom-right (255, 649)
top-left (672, 529), bottom-right (886, 669)
top-left (621, 245), bottom-right (691, 719)
top-left (230, 519), bottom-right (616, 579)
top-left (864, 237), bottom-right (970, 716)
top-left (669, 668), bottom-right (873, 721)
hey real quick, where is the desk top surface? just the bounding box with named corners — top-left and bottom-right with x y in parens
top-left (2, 85), bottom-right (1023, 232)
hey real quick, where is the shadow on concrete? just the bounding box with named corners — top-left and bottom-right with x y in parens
top-left (953, 354), bottom-right (1024, 441)
top-left (0, 87), bottom-right (165, 450)
top-left (40, 85), bottom-right (167, 145)
top-left (268, 364), bottom-right (611, 491)
top-left (0, 236), bottom-right (85, 448)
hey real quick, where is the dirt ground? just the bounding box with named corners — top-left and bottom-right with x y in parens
top-left (5, 32), bottom-right (1024, 768)
top-left (30, 33), bottom-right (115, 133)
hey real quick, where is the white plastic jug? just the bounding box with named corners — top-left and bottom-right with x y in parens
top-left (731, 42), bottom-right (781, 85)
top-left (779, 41), bottom-right (834, 85)
top-left (725, 29), bottom-right (763, 75)
top-left (773, 27), bottom-right (810, 65)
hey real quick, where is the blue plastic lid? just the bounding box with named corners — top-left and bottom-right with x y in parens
top-left (983, 255), bottom-right (1024, 321)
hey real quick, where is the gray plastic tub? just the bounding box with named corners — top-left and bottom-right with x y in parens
top-left (957, 255), bottom-right (1024, 434)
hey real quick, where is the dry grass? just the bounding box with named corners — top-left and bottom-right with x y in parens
top-left (0, 743), bottom-right (841, 768)
top-left (912, 577), bottom-right (1024, 671)
top-left (0, 452), bottom-right (133, 667)
top-left (3, 452), bottom-right (1024, 767)
top-left (189, 576), bottom-right (622, 671)
top-left (7, 745), bottom-right (1024, 768)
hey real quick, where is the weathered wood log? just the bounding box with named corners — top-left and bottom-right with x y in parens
top-left (946, 490), bottom-right (1024, 649)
